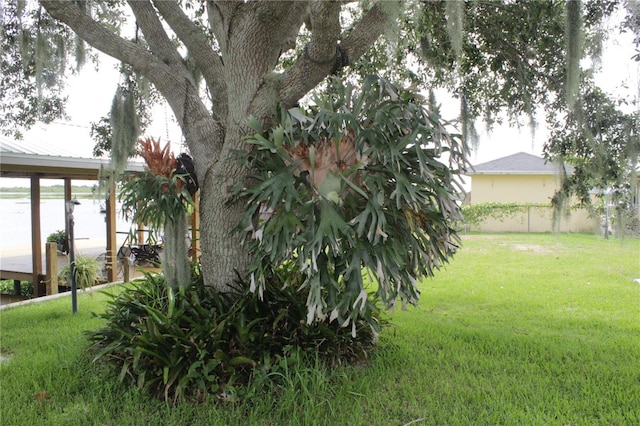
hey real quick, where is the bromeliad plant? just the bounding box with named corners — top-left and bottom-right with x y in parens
top-left (237, 75), bottom-right (469, 333)
top-left (119, 137), bottom-right (195, 287)
top-left (87, 262), bottom-right (382, 403)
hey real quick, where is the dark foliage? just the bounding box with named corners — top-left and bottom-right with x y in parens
top-left (236, 75), bottom-right (468, 327)
top-left (87, 263), bottom-right (384, 403)
top-left (544, 86), bottom-right (640, 226)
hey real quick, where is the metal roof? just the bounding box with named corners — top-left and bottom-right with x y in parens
top-left (467, 152), bottom-right (574, 175)
top-left (0, 135), bottom-right (145, 180)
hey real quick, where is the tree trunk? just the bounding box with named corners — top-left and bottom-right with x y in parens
top-left (200, 123), bottom-right (250, 292)
top-left (198, 153), bottom-right (251, 293)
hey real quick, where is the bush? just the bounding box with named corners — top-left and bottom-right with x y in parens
top-left (59, 255), bottom-right (100, 290)
top-left (87, 264), bottom-right (385, 403)
top-left (0, 280), bottom-right (32, 297)
top-left (46, 229), bottom-right (68, 253)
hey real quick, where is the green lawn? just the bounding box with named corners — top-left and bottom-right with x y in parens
top-left (1, 233), bottom-right (638, 425)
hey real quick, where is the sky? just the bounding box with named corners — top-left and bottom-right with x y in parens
top-left (1, 14), bottom-right (638, 189)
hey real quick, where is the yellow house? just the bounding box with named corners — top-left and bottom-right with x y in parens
top-left (466, 152), bottom-right (597, 233)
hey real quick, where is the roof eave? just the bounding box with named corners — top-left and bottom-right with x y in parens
top-left (466, 170), bottom-right (573, 176)
top-left (0, 152), bottom-right (145, 179)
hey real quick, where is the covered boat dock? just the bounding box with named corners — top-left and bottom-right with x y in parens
top-left (0, 137), bottom-right (145, 297)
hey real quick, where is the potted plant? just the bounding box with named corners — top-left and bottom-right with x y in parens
top-left (46, 230), bottom-right (68, 254)
top-left (59, 255), bottom-right (100, 291)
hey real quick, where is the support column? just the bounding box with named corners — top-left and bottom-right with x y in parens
top-left (64, 178), bottom-right (72, 253)
top-left (106, 185), bottom-right (118, 282)
top-left (30, 176), bottom-right (43, 297)
top-left (45, 242), bottom-right (58, 295)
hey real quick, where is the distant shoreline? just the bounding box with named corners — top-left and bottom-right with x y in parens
top-left (0, 185), bottom-right (110, 200)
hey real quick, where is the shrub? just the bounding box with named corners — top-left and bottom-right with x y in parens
top-left (46, 229), bottom-right (67, 253)
top-left (87, 264), bottom-right (384, 403)
top-left (460, 202), bottom-right (550, 228)
top-left (59, 254), bottom-right (100, 290)
top-left (0, 280), bottom-right (32, 297)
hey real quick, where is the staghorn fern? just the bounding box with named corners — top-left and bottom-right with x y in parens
top-left (236, 75), bottom-right (470, 332)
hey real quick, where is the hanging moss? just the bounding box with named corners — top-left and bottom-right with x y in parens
top-left (460, 94), bottom-right (479, 151)
top-left (53, 34), bottom-right (67, 74)
top-left (74, 35), bottom-right (85, 71)
top-left (162, 211), bottom-right (191, 288)
top-left (381, 1), bottom-right (402, 55)
top-left (16, 0), bottom-right (27, 17)
top-left (109, 81), bottom-right (140, 176)
top-left (428, 89), bottom-right (438, 113)
top-left (34, 29), bottom-right (47, 98)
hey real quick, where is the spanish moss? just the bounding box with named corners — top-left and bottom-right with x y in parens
top-left (381, 1), bottom-right (402, 56)
top-left (163, 211), bottom-right (191, 288)
top-left (460, 93), bottom-right (479, 151)
top-left (74, 35), bottom-right (85, 71)
top-left (108, 79), bottom-right (140, 180)
top-left (34, 23), bottom-right (46, 99)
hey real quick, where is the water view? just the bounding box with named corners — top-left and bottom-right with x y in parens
top-left (0, 197), bottom-right (132, 255)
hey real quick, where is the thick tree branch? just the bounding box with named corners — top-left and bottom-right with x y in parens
top-left (223, 2), bottom-right (306, 121)
top-left (207, 1), bottom-right (245, 56)
top-left (40, 1), bottom-right (156, 75)
top-left (126, 2), bottom-right (227, 164)
top-left (280, 1), bottom-right (400, 108)
top-left (40, 0), bottom-right (222, 166)
top-left (127, 1), bottom-right (222, 161)
top-left (306, 2), bottom-right (342, 64)
top-left (127, 1), bottom-right (187, 78)
top-left (152, 0), bottom-right (228, 120)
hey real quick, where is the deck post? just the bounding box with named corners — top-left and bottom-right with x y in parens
top-left (64, 178), bottom-right (72, 253)
top-left (45, 242), bottom-right (58, 295)
top-left (105, 185), bottom-right (118, 282)
top-left (30, 176), bottom-right (43, 297)
top-left (123, 260), bottom-right (130, 283)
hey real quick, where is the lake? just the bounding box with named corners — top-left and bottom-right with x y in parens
top-left (0, 198), bottom-right (132, 254)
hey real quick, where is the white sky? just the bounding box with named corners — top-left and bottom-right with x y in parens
top-left (1, 17), bottom-right (637, 189)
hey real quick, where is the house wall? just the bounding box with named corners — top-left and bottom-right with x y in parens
top-left (469, 173), bottom-right (597, 233)
top-left (471, 174), bottom-right (558, 204)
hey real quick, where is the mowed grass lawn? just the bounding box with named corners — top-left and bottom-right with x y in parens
top-left (1, 233), bottom-right (638, 425)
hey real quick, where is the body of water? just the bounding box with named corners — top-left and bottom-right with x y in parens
top-left (0, 198), bottom-right (132, 254)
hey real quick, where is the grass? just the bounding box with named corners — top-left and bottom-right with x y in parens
top-left (1, 233), bottom-right (638, 425)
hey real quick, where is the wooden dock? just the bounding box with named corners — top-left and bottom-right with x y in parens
top-left (1, 240), bottom-right (108, 298)
top-left (1, 239), bottom-right (162, 305)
